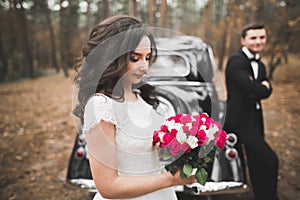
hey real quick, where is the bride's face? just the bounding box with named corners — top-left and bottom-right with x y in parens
top-left (125, 36), bottom-right (152, 85)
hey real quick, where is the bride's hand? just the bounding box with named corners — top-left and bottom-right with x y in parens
top-left (167, 170), bottom-right (197, 186)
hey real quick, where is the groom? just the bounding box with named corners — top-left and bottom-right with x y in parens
top-left (224, 23), bottom-right (279, 200)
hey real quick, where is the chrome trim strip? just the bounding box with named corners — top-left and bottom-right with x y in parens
top-left (67, 179), bottom-right (97, 193)
top-left (147, 81), bottom-right (213, 87)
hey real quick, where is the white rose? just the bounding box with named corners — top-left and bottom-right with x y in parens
top-left (158, 131), bottom-right (165, 141)
top-left (176, 130), bottom-right (187, 144)
top-left (164, 120), bottom-right (174, 130)
top-left (199, 125), bottom-right (207, 130)
top-left (205, 125), bottom-right (219, 141)
top-left (186, 136), bottom-right (199, 149)
top-left (165, 120), bottom-right (183, 133)
top-left (185, 122), bottom-right (193, 129)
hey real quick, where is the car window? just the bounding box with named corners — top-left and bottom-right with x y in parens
top-left (149, 51), bottom-right (190, 77)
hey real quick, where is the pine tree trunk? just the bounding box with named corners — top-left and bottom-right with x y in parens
top-left (0, 32), bottom-right (8, 81)
top-left (16, 0), bottom-right (34, 78)
top-left (59, 0), bottom-right (69, 77)
top-left (46, 9), bottom-right (59, 73)
top-left (160, 0), bottom-right (167, 28)
top-left (129, 0), bottom-right (136, 16)
top-left (148, 0), bottom-right (155, 26)
top-left (103, 0), bottom-right (109, 19)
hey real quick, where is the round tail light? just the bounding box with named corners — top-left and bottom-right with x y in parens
top-left (78, 133), bottom-right (87, 145)
top-left (225, 148), bottom-right (238, 161)
top-left (75, 146), bottom-right (85, 159)
top-left (226, 133), bottom-right (238, 147)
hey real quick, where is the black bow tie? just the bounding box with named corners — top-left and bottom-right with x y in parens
top-left (250, 57), bottom-right (260, 62)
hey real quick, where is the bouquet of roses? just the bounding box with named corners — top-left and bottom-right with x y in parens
top-left (152, 113), bottom-right (227, 185)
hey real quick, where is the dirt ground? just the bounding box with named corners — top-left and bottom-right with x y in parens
top-left (0, 54), bottom-right (299, 200)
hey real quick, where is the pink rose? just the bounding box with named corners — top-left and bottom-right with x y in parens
top-left (169, 140), bottom-right (183, 156)
top-left (189, 126), bottom-right (198, 136)
top-left (180, 114), bottom-right (192, 124)
top-left (192, 118), bottom-right (201, 129)
top-left (182, 125), bottom-right (189, 134)
top-left (181, 142), bottom-right (191, 153)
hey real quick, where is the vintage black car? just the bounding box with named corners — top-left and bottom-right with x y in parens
top-left (67, 35), bottom-right (249, 197)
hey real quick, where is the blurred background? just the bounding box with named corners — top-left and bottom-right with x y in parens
top-left (0, 0), bottom-right (299, 82)
top-left (0, 1), bottom-right (299, 200)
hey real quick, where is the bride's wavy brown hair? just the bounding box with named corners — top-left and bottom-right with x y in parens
top-left (73, 15), bottom-right (159, 124)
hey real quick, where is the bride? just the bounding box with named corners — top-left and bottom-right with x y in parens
top-left (73, 15), bottom-right (196, 200)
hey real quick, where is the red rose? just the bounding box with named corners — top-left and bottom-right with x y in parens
top-left (199, 113), bottom-right (209, 121)
top-left (160, 125), bottom-right (168, 132)
top-left (204, 117), bottom-right (213, 129)
top-left (170, 128), bottom-right (178, 137)
top-left (152, 131), bottom-right (160, 145)
top-left (196, 129), bottom-right (208, 144)
top-left (162, 133), bottom-right (175, 147)
top-left (168, 113), bottom-right (182, 123)
top-left (216, 130), bottom-right (227, 148)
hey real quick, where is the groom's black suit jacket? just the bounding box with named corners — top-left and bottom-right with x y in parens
top-left (224, 48), bottom-right (272, 135)
top-left (224, 48), bottom-right (279, 200)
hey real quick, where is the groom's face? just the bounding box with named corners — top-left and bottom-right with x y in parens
top-left (241, 28), bottom-right (267, 54)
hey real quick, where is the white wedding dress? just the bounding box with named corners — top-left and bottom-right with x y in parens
top-left (83, 93), bottom-right (178, 200)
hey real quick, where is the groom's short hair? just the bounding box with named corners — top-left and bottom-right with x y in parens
top-left (241, 22), bottom-right (265, 38)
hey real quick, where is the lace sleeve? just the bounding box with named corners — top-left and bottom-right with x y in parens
top-left (82, 94), bottom-right (116, 133)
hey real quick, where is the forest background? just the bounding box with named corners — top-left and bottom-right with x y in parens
top-left (0, 0), bottom-right (299, 82)
top-left (0, 0), bottom-right (300, 200)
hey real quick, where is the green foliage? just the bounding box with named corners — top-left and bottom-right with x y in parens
top-left (196, 167), bottom-right (208, 186)
top-left (164, 146), bottom-right (216, 186)
top-left (183, 163), bottom-right (193, 177)
top-left (166, 164), bottom-right (176, 176)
